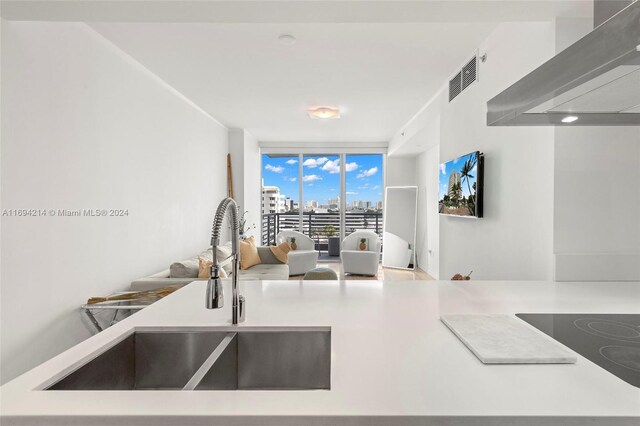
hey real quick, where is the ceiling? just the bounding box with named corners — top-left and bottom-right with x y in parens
top-left (2, 0), bottom-right (593, 143)
top-left (90, 22), bottom-right (495, 142)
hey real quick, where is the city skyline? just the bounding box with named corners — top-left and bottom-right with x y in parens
top-left (262, 154), bottom-right (383, 208)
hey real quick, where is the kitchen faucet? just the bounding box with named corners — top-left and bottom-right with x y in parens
top-left (206, 197), bottom-right (245, 324)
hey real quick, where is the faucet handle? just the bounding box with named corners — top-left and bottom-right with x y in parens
top-left (238, 296), bottom-right (246, 323)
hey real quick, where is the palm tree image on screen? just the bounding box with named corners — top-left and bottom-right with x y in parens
top-left (438, 151), bottom-right (482, 217)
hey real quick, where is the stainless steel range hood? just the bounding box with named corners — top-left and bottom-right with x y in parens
top-left (487, 1), bottom-right (640, 126)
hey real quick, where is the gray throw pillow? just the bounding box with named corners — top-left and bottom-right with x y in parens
top-left (169, 258), bottom-right (199, 278)
top-left (257, 246), bottom-right (284, 264)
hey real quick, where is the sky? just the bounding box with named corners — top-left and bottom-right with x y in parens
top-left (262, 154), bottom-right (383, 206)
top-left (438, 151), bottom-right (479, 201)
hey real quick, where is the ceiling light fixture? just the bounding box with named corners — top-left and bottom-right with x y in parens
top-left (307, 107), bottom-right (341, 119)
top-left (278, 34), bottom-right (297, 45)
top-left (561, 115), bottom-right (579, 123)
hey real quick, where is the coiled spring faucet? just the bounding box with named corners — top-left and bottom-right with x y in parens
top-left (206, 197), bottom-right (245, 324)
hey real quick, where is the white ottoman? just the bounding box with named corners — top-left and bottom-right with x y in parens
top-left (288, 250), bottom-right (319, 276)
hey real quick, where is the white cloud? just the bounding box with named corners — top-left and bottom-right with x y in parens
top-left (286, 177), bottom-right (297, 182)
top-left (371, 185), bottom-right (381, 190)
top-left (265, 164), bottom-right (284, 173)
top-left (322, 159), bottom-right (340, 174)
top-left (303, 174), bottom-right (322, 182)
top-left (345, 162), bottom-right (359, 172)
top-left (303, 157), bottom-right (328, 168)
top-left (346, 191), bottom-right (358, 195)
top-left (319, 159), bottom-right (359, 174)
top-left (357, 167), bottom-right (378, 179)
top-left (285, 159), bottom-right (298, 165)
top-left (439, 164), bottom-right (446, 175)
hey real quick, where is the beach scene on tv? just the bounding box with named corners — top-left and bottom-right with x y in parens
top-left (439, 151), bottom-right (479, 217)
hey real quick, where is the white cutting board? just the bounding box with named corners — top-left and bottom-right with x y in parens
top-left (441, 314), bottom-right (577, 364)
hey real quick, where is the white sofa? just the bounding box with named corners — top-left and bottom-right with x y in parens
top-left (341, 231), bottom-right (381, 276)
top-left (276, 230), bottom-right (319, 276)
top-left (130, 246), bottom-right (289, 291)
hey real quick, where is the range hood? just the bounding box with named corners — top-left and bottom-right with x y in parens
top-left (487, 1), bottom-right (640, 126)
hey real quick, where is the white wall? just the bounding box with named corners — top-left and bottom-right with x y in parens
top-left (228, 129), bottom-right (261, 238)
top-left (394, 15), bottom-right (639, 283)
top-left (397, 22), bottom-right (557, 281)
top-left (553, 17), bottom-right (640, 281)
top-left (416, 144), bottom-right (440, 278)
top-left (555, 134), bottom-right (632, 253)
top-left (242, 132), bottom-right (261, 237)
top-left (1, 21), bottom-right (228, 383)
top-left (439, 22), bottom-right (556, 281)
top-left (554, 127), bottom-right (640, 281)
top-left (385, 156), bottom-right (416, 187)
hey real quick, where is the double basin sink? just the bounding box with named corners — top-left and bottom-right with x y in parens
top-left (45, 327), bottom-right (331, 391)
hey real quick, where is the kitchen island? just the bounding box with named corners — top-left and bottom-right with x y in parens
top-left (1, 280), bottom-right (639, 425)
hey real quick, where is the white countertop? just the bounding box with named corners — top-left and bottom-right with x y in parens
top-left (2, 280), bottom-right (639, 425)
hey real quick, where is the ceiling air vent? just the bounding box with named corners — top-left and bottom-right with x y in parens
top-left (449, 72), bottom-right (462, 102)
top-left (462, 56), bottom-right (478, 90)
top-left (449, 54), bottom-right (479, 102)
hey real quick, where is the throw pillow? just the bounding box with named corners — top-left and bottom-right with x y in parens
top-left (358, 237), bottom-right (369, 251)
top-left (170, 258), bottom-right (200, 278)
top-left (269, 242), bottom-right (291, 264)
top-left (198, 257), bottom-right (228, 279)
top-left (239, 235), bottom-right (261, 270)
top-left (215, 242), bottom-right (233, 275)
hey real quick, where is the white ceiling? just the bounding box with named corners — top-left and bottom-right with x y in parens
top-left (2, 0), bottom-right (593, 143)
top-left (1, 1), bottom-right (593, 23)
top-left (90, 22), bottom-right (495, 142)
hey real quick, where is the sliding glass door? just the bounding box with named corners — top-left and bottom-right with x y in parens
top-left (345, 154), bottom-right (384, 241)
top-left (302, 154), bottom-right (341, 255)
top-left (261, 152), bottom-right (384, 254)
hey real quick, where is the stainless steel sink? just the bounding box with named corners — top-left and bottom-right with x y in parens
top-left (45, 327), bottom-right (331, 391)
top-left (193, 330), bottom-right (331, 390)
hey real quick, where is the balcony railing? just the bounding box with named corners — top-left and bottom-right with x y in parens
top-left (262, 212), bottom-right (383, 248)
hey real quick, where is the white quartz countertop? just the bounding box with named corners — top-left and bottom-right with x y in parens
top-left (2, 280), bottom-right (639, 426)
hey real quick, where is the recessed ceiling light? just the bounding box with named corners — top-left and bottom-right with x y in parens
top-left (307, 107), bottom-right (341, 119)
top-left (278, 34), bottom-right (297, 45)
top-left (561, 115), bottom-right (579, 123)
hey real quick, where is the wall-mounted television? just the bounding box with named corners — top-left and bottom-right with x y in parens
top-left (438, 151), bottom-right (484, 218)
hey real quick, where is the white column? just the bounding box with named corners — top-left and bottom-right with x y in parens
top-left (340, 154), bottom-right (346, 244)
top-left (298, 153), bottom-right (303, 232)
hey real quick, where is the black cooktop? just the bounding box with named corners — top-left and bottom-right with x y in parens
top-left (516, 313), bottom-right (640, 388)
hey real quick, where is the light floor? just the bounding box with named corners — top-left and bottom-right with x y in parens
top-left (289, 263), bottom-right (434, 281)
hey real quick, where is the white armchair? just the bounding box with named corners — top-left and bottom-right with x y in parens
top-left (276, 230), bottom-right (319, 276)
top-left (341, 231), bottom-right (381, 276)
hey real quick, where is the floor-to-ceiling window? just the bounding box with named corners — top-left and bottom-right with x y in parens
top-left (345, 154), bottom-right (384, 240)
top-left (260, 154), bottom-right (299, 245)
top-left (301, 154), bottom-right (340, 252)
top-left (261, 152), bottom-right (384, 256)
